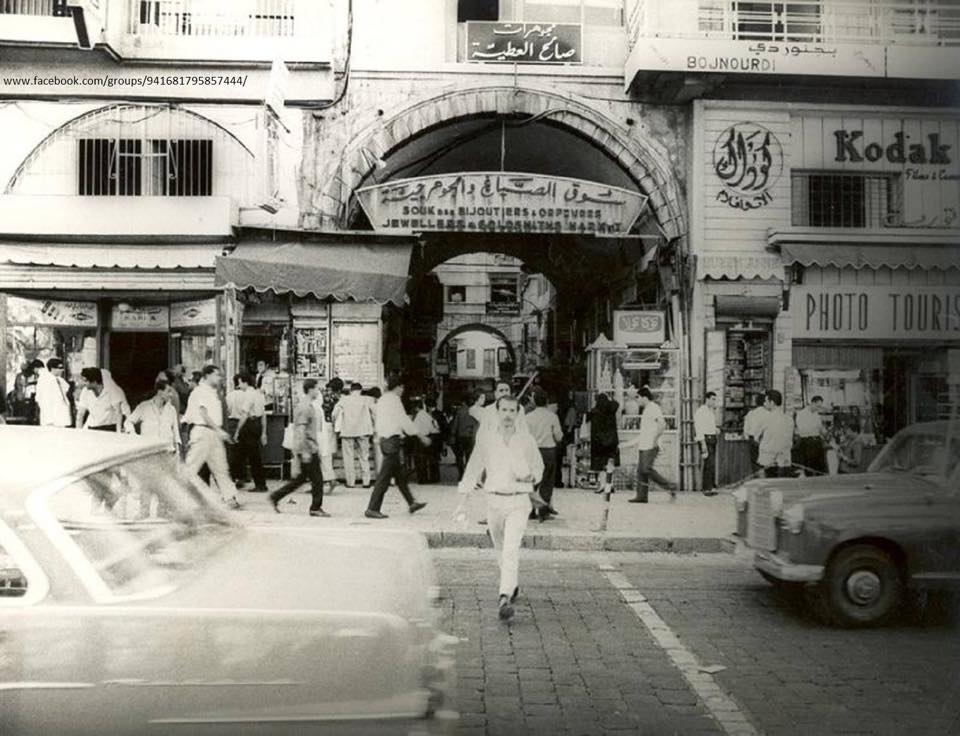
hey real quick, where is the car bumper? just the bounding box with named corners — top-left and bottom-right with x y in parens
top-left (754, 551), bottom-right (824, 583)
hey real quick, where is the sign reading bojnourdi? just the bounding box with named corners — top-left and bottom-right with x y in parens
top-left (357, 173), bottom-right (648, 235)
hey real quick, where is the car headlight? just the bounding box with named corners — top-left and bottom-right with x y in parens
top-left (732, 486), bottom-right (748, 512)
top-left (780, 503), bottom-right (805, 534)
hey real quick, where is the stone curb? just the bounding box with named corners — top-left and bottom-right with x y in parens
top-left (422, 531), bottom-right (735, 554)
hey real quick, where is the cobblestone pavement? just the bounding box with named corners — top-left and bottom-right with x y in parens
top-left (434, 550), bottom-right (960, 736)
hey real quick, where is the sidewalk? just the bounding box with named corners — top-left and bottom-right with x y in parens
top-left (234, 477), bottom-right (737, 553)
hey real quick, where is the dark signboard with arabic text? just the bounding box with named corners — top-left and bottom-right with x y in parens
top-left (712, 122), bottom-right (783, 211)
top-left (466, 22), bottom-right (581, 64)
top-left (357, 173), bottom-right (648, 236)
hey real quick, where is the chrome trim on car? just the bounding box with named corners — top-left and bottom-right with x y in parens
top-left (755, 551), bottom-right (824, 583)
top-left (0, 517), bottom-right (50, 606)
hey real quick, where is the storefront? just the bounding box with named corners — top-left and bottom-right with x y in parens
top-left (215, 231), bottom-right (418, 471)
top-left (691, 100), bottom-right (960, 485)
top-left (0, 242), bottom-right (225, 417)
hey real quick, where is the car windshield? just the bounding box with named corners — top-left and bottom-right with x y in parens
top-left (868, 430), bottom-right (960, 484)
top-left (45, 452), bottom-right (236, 598)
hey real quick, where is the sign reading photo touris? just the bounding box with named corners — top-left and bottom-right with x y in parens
top-left (357, 173), bottom-right (648, 235)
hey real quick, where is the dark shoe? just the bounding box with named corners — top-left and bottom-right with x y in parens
top-left (268, 493), bottom-right (280, 513)
top-left (227, 498), bottom-right (243, 510)
top-left (511, 586), bottom-right (520, 603)
top-left (477, 519), bottom-right (488, 526)
top-left (235, 480), bottom-right (247, 490)
top-left (594, 487), bottom-right (605, 494)
top-left (498, 595), bottom-right (514, 621)
top-left (409, 501), bottom-right (427, 515)
top-left (365, 509), bottom-right (388, 519)
top-left (251, 486), bottom-right (269, 493)
top-left (546, 506), bottom-right (558, 516)
top-left (627, 496), bottom-right (647, 504)
top-left (310, 508), bottom-right (331, 517)
top-left (702, 490), bottom-right (718, 497)
top-left (529, 511), bottom-right (538, 520)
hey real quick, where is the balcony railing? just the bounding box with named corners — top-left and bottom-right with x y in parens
top-left (128, 0), bottom-right (296, 38)
top-left (627, 0), bottom-right (960, 47)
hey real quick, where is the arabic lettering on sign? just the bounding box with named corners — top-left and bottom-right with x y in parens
top-left (7, 296), bottom-right (98, 327)
top-left (712, 123), bottom-right (783, 211)
top-left (170, 298), bottom-right (217, 328)
top-left (357, 173), bottom-right (648, 236)
top-left (111, 305), bottom-right (170, 332)
top-left (467, 22), bottom-right (581, 64)
top-left (613, 310), bottom-right (665, 346)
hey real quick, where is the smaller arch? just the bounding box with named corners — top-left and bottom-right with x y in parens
top-left (434, 322), bottom-right (517, 374)
top-left (6, 103), bottom-right (256, 195)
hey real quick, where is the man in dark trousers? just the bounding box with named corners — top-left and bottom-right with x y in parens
top-left (365, 374), bottom-right (430, 519)
top-left (525, 388), bottom-right (563, 522)
top-left (230, 373), bottom-right (268, 493)
top-left (269, 379), bottom-right (328, 517)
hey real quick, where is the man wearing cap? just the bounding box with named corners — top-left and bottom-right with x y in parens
top-left (36, 358), bottom-right (72, 428)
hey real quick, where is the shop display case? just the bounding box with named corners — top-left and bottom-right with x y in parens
top-left (571, 337), bottom-right (680, 489)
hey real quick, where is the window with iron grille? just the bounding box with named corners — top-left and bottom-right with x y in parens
top-left (78, 138), bottom-right (213, 196)
top-left (733, 1), bottom-right (821, 41)
top-left (791, 172), bottom-right (899, 228)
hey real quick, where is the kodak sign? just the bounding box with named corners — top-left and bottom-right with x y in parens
top-left (833, 131), bottom-right (952, 165)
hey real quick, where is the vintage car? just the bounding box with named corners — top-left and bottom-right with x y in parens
top-left (0, 426), bottom-right (456, 735)
top-left (733, 420), bottom-right (960, 626)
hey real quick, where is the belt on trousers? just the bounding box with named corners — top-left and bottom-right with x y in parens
top-left (489, 491), bottom-right (528, 496)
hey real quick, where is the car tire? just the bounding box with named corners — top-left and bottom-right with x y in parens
top-left (818, 544), bottom-right (903, 627)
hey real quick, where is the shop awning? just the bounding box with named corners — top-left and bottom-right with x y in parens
top-left (215, 238), bottom-right (416, 305)
top-left (780, 243), bottom-right (959, 271)
top-left (0, 242), bottom-right (224, 269)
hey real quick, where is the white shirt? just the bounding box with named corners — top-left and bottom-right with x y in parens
top-left (795, 406), bottom-right (824, 438)
top-left (182, 383), bottom-right (222, 428)
top-left (226, 388), bottom-right (253, 420)
top-left (374, 392), bottom-right (421, 439)
top-left (759, 410), bottom-right (794, 460)
top-left (333, 392), bottom-right (374, 437)
top-left (526, 407), bottom-right (563, 449)
top-left (414, 409), bottom-right (439, 437)
top-left (636, 401), bottom-right (666, 451)
top-left (458, 426), bottom-right (544, 495)
top-left (693, 404), bottom-right (718, 442)
top-left (249, 388), bottom-right (266, 418)
top-left (36, 370), bottom-right (71, 427)
top-left (743, 406), bottom-right (769, 440)
top-left (82, 384), bottom-right (127, 429)
top-left (126, 399), bottom-right (181, 451)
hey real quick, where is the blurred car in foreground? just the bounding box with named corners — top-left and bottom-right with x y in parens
top-left (0, 427), bottom-right (456, 735)
top-left (733, 421), bottom-right (960, 626)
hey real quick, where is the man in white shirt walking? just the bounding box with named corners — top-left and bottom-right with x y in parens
top-left (621, 387), bottom-right (677, 502)
top-left (182, 365), bottom-right (241, 509)
top-left (77, 367), bottom-right (126, 432)
top-left (365, 375), bottom-right (430, 519)
top-left (333, 382), bottom-right (375, 488)
top-left (758, 389), bottom-right (794, 478)
top-left (125, 378), bottom-right (181, 454)
top-left (525, 388), bottom-right (563, 522)
top-left (36, 358), bottom-right (72, 427)
top-left (694, 391), bottom-right (720, 495)
top-left (455, 395), bottom-right (544, 621)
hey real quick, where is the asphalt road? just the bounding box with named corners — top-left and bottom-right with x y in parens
top-left (434, 549), bottom-right (960, 736)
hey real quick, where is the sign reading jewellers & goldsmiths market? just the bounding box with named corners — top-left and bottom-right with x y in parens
top-left (357, 173), bottom-right (648, 235)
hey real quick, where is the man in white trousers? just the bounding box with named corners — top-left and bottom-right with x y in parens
top-left (182, 365), bottom-right (242, 510)
top-left (455, 395), bottom-right (544, 621)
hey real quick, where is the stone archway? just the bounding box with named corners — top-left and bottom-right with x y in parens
top-left (310, 83), bottom-right (686, 241)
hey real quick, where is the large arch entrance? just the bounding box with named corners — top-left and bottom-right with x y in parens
top-left (329, 84), bottom-right (691, 490)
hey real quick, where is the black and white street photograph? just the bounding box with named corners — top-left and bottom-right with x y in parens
top-left (0, 0), bottom-right (958, 733)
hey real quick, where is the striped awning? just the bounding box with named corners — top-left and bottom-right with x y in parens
top-left (781, 243), bottom-right (959, 271)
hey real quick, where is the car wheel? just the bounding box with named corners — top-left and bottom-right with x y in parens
top-left (819, 544), bottom-right (903, 627)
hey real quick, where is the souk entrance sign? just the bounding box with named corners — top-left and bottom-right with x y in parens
top-left (792, 285), bottom-right (960, 341)
top-left (357, 173), bottom-right (648, 236)
top-left (466, 22), bottom-right (581, 64)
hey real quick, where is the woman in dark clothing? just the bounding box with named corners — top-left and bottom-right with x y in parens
top-left (589, 393), bottom-right (620, 471)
